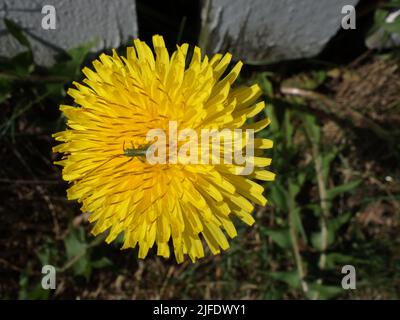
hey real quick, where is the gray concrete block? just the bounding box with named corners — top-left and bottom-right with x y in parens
top-left (0, 0), bottom-right (138, 66)
top-left (201, 0), bottom-right (359, 64)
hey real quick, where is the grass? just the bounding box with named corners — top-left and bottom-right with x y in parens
top-left (1, 2), bottom-right (400, 299)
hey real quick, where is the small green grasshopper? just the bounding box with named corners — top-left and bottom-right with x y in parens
top-left (123, 141), bottom-right (150, 162)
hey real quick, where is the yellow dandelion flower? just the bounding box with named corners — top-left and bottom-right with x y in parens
top-left (53, 35), bottom-right (275, 263)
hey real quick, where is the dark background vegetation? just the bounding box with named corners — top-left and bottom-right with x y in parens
top-left (1, 0), bottom-right (400, 299)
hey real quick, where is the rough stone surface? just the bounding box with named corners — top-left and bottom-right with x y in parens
top-left (0, 0), bottom-right (138, 66)
top-left (201, 0), bottom-right (359, 64)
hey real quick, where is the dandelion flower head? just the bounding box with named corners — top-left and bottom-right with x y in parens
top-left (53, 35), bottom-right (275, 263)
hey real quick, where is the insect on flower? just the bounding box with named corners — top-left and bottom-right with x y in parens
top-left (123, 141), bottom-right (151, 162)
top-left (53, 35), bottom-right (275, 263)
